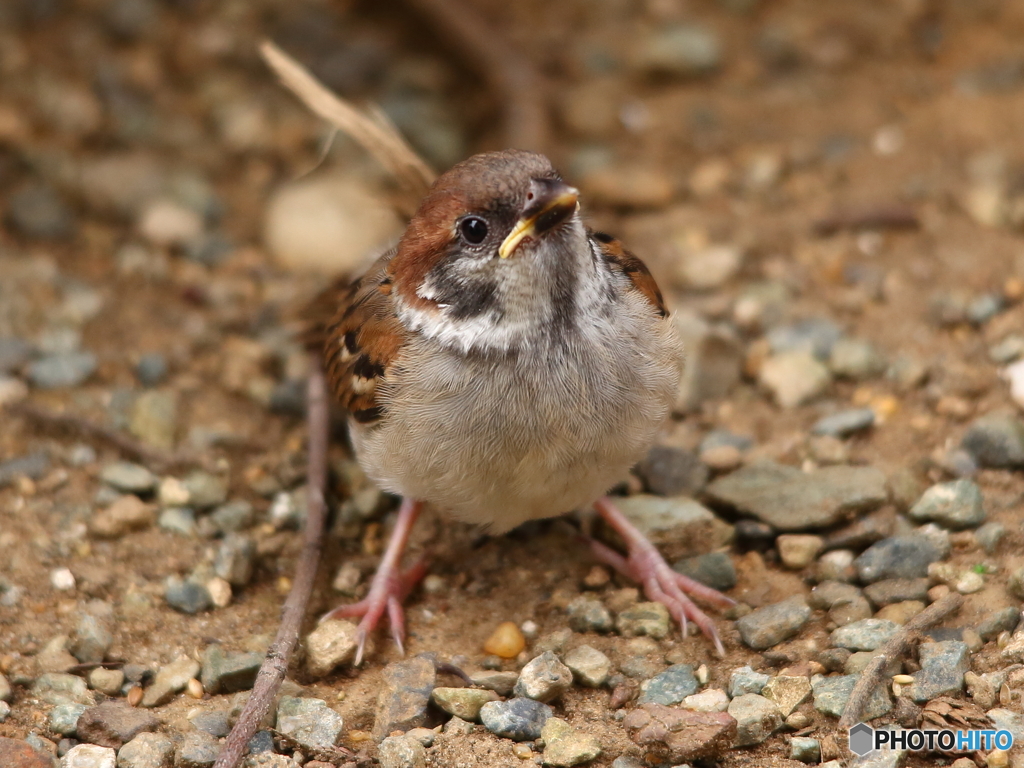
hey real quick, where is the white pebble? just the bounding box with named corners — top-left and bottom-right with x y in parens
top-left (51, 567), bottom-right (76, 591)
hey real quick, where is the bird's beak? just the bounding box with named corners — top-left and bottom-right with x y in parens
top-left (498, 179), bottom-right (579, 259)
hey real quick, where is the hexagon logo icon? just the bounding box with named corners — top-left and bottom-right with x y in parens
top-left (849, 723), bottom-right (874, 756)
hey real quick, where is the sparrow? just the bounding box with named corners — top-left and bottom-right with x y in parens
top-left (315, 149), bottom-right (734, 663)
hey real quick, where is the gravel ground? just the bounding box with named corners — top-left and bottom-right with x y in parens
top-left (2, 1), bottom-right (1024, 767)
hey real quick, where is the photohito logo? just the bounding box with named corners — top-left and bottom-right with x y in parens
top-left (848, 723), bottom-right (1014, 755)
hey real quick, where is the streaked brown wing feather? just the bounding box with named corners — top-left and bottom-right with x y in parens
top-left (320, 249), bottom-right (407, 426)
top-left (591, 231), bottom-right (668, 317)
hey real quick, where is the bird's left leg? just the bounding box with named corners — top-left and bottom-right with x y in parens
top-left (589, 496), bottom-right (735, 656)
top-left (322, 497), bottom-right (427, 665)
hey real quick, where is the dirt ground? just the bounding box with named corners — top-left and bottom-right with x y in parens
top-left (2, 1), bottom-right (1024, 766)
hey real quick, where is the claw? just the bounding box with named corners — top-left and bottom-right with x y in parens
top-left (322, 499), bottom-right (425, 664)
top-left (592, 496), bottom-right (734, 656)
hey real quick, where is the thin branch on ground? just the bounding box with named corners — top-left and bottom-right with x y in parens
top-left (400, 0), bottom-right (549, 152)
top-left (260, 39), bottom-right (435, 213)
top-left (213, 365), bottom-right (331, 768)
top-left (812, 205), bottom-right (920, 236)
top-left (6, 402), bottom-right (211, 472)
top-left (838, 592), bottom-right (964, 729)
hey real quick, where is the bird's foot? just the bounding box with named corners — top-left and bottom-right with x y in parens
top-left (321, 498), bottom-right (425, 665)
top-left (590, 496), bottom-right (735, 656)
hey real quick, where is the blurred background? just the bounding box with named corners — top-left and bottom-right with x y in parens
top-left (3, 0), bottom-right (1024, 759)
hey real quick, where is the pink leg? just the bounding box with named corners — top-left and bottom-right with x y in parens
top-left (322, 498), bottom-right (426, 665)
top-left (591, 496), bottom-right (735, 657)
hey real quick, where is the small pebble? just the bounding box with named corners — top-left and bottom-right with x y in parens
top-left (480, 698), bottom-right (552, 741)
top-left (514, 652), bottom-right (573, 702)
top-left (51, 568), bottom-right (76, 591)
top-left (483, 622), bottom-right (526, 658)
top-left (776, 534), bottom-right (823, 569)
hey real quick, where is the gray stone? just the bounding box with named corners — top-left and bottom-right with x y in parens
top-left (863, 579), bottom-right (930, 607)
top-left (736, 597), bottom-right (811, 650)
top-left (377, 735), bottom-right (426, 768)
top-left (563, 645), bottom-right (611, 688)
top-left (638, 664), bottom-right (698, 705)
top-left (986, 709), bottom-right (1024, 743)
top-left (540, 717), bottom-right (602, 767)
top-left (32, 673), bottom-right (94, 706)
top-left (7, 183), bottom-right (74, 239)
top-left (210, 501), bottom-right (254, 534)
top-left (566, 597), bottom-right (613, 633)
top-left (807, 581), bottom-right (864, 610)
top-left (174, 731), bottom-right (218, 768)
top-left (128, 391), bottom-right (177, 450)
top-left (49, 703), bottom-right (87, 736)
top-left (829, 339), bottom-right (886, 380)
top-left (112, 733), bottom-right (171, 768)
top-left (631, 24), bottom-right (721, 77)
top-left (372, 656), bottom-right (435, 741)
top-left (200, 646), bottom-right (262, 694)
top-left (514, 651), bottom-right (573, 702)
top-left (635, 446), bottom-right (708, 496)
top-left (855, 536), bottom-right (942, 583)
top-left (70, 613), bottom-right (113, 664)
top-left (240, 755), bottom-right (298, 768)
top-left (164, 577), bottom-right (211, 614)
top-left (908, 480), bottom-right (985, 529)
top-left (181, 472), bottom-right (228, 510)
top-left (767, 318), bottom-right (843, 359)
top-left (729, 666), bottom-right (769, 697)
top-left (790, 736), bottom-right (821, 763)
top-left (213, 534), bottom-right (256, 587)
top-left (961, 413), bottom-right (1024, 468)
top-left (975, 521), bottom-right (1006, 554)
top-left (188, 711), bottom-right (231, 738)
top-left (759, 351), bottom-right (831, 408)
top-left (0, 337), bottom-right (34, 374)
top-left (831, 619), bottom-right (900, 651)
top-left (0, 702), bottom-right (8, 723)
top-left (479, 698), bottom-right (552, 741)
top-left (977, 607), bottom-right (1020, 640)
top-left (727, 694), bottom-right (782, 747)
top-left (61, 744), bottom-right (115, 768)
top-left (275, 697), bottom-right (343, 750)
top-left (305, 619), bottom-right (358, 676)
top-left (610, 495), bottom-right (730, 561)
top-left (0, 452), bottom-right (50, 488)
top-left (706, 462), bottom-right (887, 531)
top-left (133, 354), bottom-right (167, 388)
top-left (0, 673), bottom-right (10, 702)
top-left (99, 463), bottom-right (156, 495)
top-left (672, 552), bottom-right (737, 591)
top-left (616, 602), bottom-right (671, 639)
top-left (762, 674), bottom-right (812, 717)
top-left (141, 656), bottom-right (200, 707)
top-left (469, 671), bottom-right (519, 696)
top-left (672, 313), bottom-right (744, 411)
top-left (157, 508), bottom-right (195, 537)
top-left (812, 675), bottom-right (892, 720)
top-left (906, 641), bottom-right (970, 702)
top-left (429, 687), bottom-right (497, 722)
top-left (811, 408), bottom-right (875, 438)
top-left (28, 353), bottom-right (97, 389)
top-left (76, 702), bottom-right (160, 749)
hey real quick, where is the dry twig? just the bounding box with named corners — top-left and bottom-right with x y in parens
top-left (838, 592), bottom-right (964, 729)
top-left (213, 367), bottom-right (331, 768)
top-left (813, 205), bottom-right (920, 236)
top-left (260, 39), bottom-right (435, 214)
top-left (400, 0), bottom-right (549, 152)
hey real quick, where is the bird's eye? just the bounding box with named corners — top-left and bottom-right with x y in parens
top-left (459, 216), bottom-right (488, 244)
